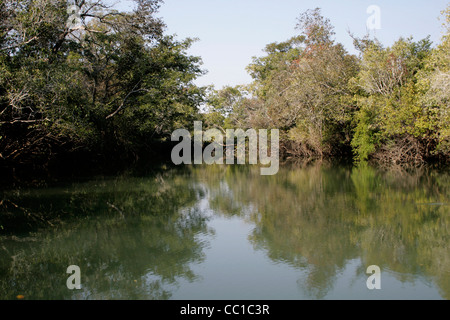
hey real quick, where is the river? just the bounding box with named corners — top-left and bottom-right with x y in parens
top-left (0, 163), bottom-right (448, 299)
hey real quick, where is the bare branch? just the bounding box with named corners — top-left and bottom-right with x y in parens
top-left (106, 82), bottom-right (146, 119)
top-left (0, 119), bottom-right (50, 125)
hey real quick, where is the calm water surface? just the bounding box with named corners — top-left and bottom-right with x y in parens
top-left (0, 164), bottom-right (449, 299)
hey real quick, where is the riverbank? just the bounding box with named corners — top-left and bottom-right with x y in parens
top-left (1, 144), bottom-right (448, 190)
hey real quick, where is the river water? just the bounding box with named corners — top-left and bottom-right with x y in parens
top-left (0, 163), bottom-right (448, 299)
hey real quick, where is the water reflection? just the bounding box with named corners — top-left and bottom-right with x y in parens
top-left (192, 163), bottom-right (449, 299)
top-left (0, 164), bottom-right (448, 299)
top-left (0, 169), bottom-right (212, 299)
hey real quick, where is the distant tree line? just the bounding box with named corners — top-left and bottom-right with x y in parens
top-left (205, 7), bottom-right (450, 168)
top-left (1, 2), bottom-right (448, 182)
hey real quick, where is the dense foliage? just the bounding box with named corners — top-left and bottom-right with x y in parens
top-left (0, 0), bottom-right (206, 177)
top-left (206, 7), bottom-right (450, 167)
top-left (1, 3), bottom-right (448, 179)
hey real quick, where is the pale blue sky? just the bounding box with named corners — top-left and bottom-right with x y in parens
top-left (115, 0), bottom-right (449, 89)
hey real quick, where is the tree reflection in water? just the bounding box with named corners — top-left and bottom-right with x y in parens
top-left (0, 169), bottom-right (212, 299)
top-left (194, 163), bottom-right (449, 299)
top-left (0, 164), bottom-right (448, 299)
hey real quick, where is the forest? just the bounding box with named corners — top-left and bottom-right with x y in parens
top-left (206, 7), bottom-right (450, 168)
top-left (1, 0), bottom-right (449, 183)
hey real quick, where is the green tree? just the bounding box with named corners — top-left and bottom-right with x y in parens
top-left (243, 8), bottom-right (358, 158)
top-left (351, 36), bottom-right (440, 166)
top-left (417, 6), bottom-right (450, 158)
top-left (0, 0), bottom-right (206, 175)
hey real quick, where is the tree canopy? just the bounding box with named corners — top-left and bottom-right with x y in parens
top-left (1, 3), bottom-right (448, 179)
top-left (0, 0), bottom-right (206, 178)
top-left (206, 7), bottom-right (450, 167)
